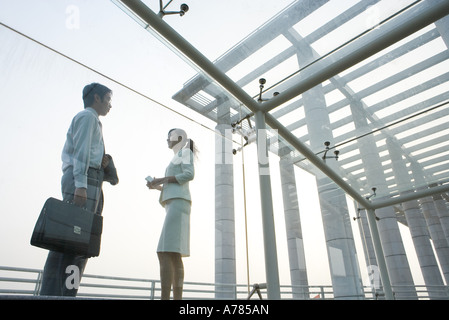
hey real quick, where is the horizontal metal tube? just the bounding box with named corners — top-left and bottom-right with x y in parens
top-left (370, 183), bottom-right (449, 209)
top-left (260, 0), bottom-right (449, 113)
top-left (265, 113), bottom-right (373, 209)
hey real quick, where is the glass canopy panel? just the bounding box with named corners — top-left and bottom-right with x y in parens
top-left (283, 22), bottom-right (449, 200)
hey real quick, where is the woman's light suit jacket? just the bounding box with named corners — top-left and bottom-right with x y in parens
top-left (159, 148), bottom-right (195, 207)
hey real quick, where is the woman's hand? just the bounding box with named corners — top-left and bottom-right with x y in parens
top-left (147, 183), bottom-right (162, 191)
top-left (147, 178), bottom-right (163, 191)
top-left (151, 177), bottom-right (166, 186)
top-left (146, 176), bottom-right (177, 191)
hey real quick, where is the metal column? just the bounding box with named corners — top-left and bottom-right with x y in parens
top-left (366, 209), bottom-right (394, 300)
top-left (279, 155), bottom-right (309, 299)
top-left (254, 110), bottom-right (281, 300)
top-left (215, 117), bottom-right (237, 299)
top-left (412, 164), bottom-right (449, 285)
top-left (432, 189), bottom-right (449, 248)
top-left (387, 138), bottom-right (447, 299)
top-left (286, 33), bottom-right (363, 298)
top-left (350, 101), bottom-right (416, 299)
top-left (353, 207), bottom-right (380, 290)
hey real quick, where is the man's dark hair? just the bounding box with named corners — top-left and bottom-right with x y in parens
top-left (82, 83), bottom-right (112, 109)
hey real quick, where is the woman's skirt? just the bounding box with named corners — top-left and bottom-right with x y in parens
top-left (157, 198), bottom-right (191, 257)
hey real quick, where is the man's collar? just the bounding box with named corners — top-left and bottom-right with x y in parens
top-left (86, 107), bottom-right (100, 119)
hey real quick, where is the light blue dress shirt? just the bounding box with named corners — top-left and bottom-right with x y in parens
top-left (61, 107), bottom-right (104, 189)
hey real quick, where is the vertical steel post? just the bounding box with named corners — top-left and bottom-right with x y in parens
top-left (366, 209), bottom-right (394, 300)
top-left (215, 121), bottom-right (237, 299)
top-left (254, 110), bottom-right (281, 299)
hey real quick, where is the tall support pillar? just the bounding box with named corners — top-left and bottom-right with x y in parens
top-left (301, 80), bottom-right (363, 299)
top-left (418, 194), bottom-right (449, 285)
top-left (411, 164), bottom-right (449, 285)
top-left (279, 155), bottom-right (309, 299)
top-left (431, 185), bottom-right (449, 247)
top-left (350, 101), bottom-right (416, 299)
top-left (254, 110), bottom-right (281, 300)
top-left (388, 139), bottom-right (447, 299)
top-left (356, 209), bottom-right (377, 267)
top-left (422, 12), bottom-right (449, 287)
top-left (291, 35), bottom-right (363, 298)
top-left (215, 107), bottom-right (237, 299)
top-left (402, 198), bottom-right (448, 298)
top-left (317, 177), bottom-right (364, 299)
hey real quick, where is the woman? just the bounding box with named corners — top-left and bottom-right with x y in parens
top-left (147, 128), bottom-right (196, 300)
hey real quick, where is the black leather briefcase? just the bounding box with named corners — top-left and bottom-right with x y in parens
top-left (30, 197), bottom-right (103, 258)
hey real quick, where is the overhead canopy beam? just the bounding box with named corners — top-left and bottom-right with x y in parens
top-left (259, 0), bottom-right (449, 113)
top-left (370, 183), bottom-right (449, 210)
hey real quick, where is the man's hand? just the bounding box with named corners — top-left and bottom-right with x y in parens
top-left (101, 154), bottom-right (110, 168)
top-left (74, 188), bottom-right (87, 206)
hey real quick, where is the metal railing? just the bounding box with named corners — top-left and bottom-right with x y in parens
top-left (1, 266), bottom-right (448, 300)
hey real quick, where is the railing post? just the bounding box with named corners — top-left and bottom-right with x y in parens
top-left (33, 270), bottom-right (43, 296)
top-left (149, 280), bottom-right (155, 300)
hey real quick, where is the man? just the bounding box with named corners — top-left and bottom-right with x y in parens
top-left (39, 83), bottom-right (113, 296)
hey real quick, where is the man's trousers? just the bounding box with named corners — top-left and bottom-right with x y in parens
top-left (39, 167), bottom-right (104, 297)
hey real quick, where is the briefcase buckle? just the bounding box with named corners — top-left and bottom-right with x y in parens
top-left (73, 226), bottom-right (81, 235)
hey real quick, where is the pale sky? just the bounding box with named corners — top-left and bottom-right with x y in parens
top-left (0, 0), bottom-right (425, 295)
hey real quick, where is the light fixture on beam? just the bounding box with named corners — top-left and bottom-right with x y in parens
top-left (322, 141), bottom-right (339, 162)
top-left (158, 0), bottom-right (189, 18)
top-left (258, 78), bottom-right (279, 102)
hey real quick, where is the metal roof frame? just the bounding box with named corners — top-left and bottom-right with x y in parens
top-left (118, 0), bottom-right (449, 212)
top-left (117, 0), bottom-right (449, 300)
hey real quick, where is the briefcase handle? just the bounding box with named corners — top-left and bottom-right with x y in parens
top-left (65, 200), bottom-right (91, 213)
